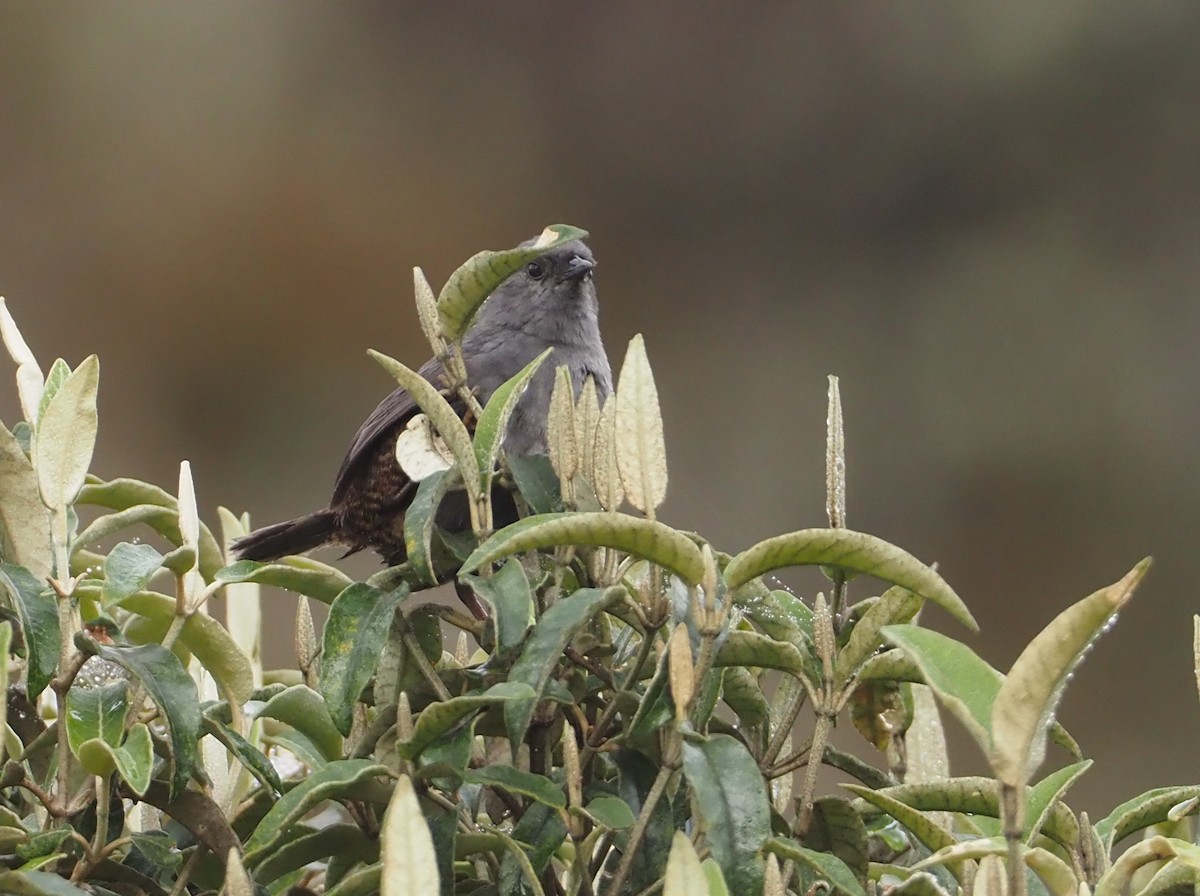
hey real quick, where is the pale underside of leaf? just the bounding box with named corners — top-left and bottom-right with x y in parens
top-left (615, 334), bottom-right (667, 515)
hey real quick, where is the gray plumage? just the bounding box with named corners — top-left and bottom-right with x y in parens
top-left (232, 236), bottom-right (610, 565)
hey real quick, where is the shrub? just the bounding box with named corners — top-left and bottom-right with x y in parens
top-left (0, 229), bottom-right (1186, 896)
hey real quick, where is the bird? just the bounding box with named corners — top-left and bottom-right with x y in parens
top-left (231, 236), bottom-right (611, 566)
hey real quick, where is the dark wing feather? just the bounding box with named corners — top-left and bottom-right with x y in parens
top-left (330, 356), bottom-right (453, 505)
top-left (330, 385), bottom-right (420, 505)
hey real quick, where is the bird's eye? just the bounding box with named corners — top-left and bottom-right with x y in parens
top-left (525, 261), bottom-right (546, 280)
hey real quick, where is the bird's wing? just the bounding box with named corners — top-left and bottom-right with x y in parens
top-left (330, 358), bottom-right (452, 506)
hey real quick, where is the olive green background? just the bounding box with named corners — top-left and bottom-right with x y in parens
top-left (2, 4), bottom-right (1197, 813)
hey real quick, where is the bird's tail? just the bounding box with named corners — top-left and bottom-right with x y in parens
top-left (231, 509), bottom-right (337, 562)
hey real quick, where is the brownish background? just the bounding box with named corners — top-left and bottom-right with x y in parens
top-left (2, 4), bottom-right (1197, 814)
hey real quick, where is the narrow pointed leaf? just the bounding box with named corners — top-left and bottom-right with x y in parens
top-left (615, 334), bottom-right (667, 514)
top-left (1025, 760), bottom-right (1091, 843)
top-left (504, 587), bottom-right (624, 751)
top-left (593, 392), bottom-right (624, 511)
top-left (462, 511), bottom-right (705, 585)
top-left (368, 349), bottom-right (478, 497)
top-left (202, 717), bottom-right (282, 796)
top-left (475, 348), bottom-right (553, 482)
top-left (993, 559), bottom-right (1148, 787)
top-left (242, 760), bottom-right (388, 867)
top-left (0, 564), bottom-right (59, 699)
top-left (682, 734), bottom-right (772, 895)
top-left (0, 422), bottom-right (51, 580)
top-left (725, 529), bottom-right (975, 630)
top-left (321, 583), bottom-right (408, 735)
top-left (216, 557), bottom-right (354, 605)
top-left (381, 775), bottom-right (440, 895)
top-left (34, 355), bottom-right (98, 509)
top-left (0, 298), bottom-right (45, 425)
top-left (76, 635), bottom-right (200, 800)
top-left (413, 267), bottom-right (443, 355)
top-left (437, 224), bottom-right (588, 341)
top-left (402, 468), bottom-right (457, 587)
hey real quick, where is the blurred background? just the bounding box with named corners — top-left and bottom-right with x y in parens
top-left (1, 3), bottom-right (1197, 813)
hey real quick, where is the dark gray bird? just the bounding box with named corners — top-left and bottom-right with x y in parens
top-left (232, 237), bottom-right (611, 565)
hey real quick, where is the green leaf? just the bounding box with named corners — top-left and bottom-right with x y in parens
top-left (0, 564), bottom-right (59, 699)
top-left (34, 354), bottom-right (98, 509)
top-left (66, 680), bottom-right (128, 756)
top-left (258, 685), bottom-right (344, 762)
top-left (805, 797), bottom-right (869, 889)
top-left (322, 583), bottom-right (408, 735)
top-left (78, 721), bottom-right (153, 795)
top-left (462, 512), bottom-right (705, 585)
top-left (436, 224), bottom-right (588, 341)
top-left (202, 717), bottom-right (283, 797)
top-left (74, 477), bottom-right (225, 579)
top-left (252, 824), bottom-right (377, 887)
top-left (1094, 786), bottom-right (1200, 852)
top-left (498, 802), bottom-right (567, 894)
top-left (398, 682), bottom-right (534, 760)
top-left (0, 421), bottom-right (51, 581)
top-left (463, 766), bottom-right (565, 810)
top-left (713, 629), bottom-right (811, 677)
top-left (664, 831), bottom-right (707, 896)
top-left (724, 529), bottom-right (976, 631)
top-left (763, 836), bottom-right (866, 896)
top-left (381, 775), bottom-right (441, 895)
top-left (681, 733), bottom-right (772, 896)
top-left (1025, 760), bottom-right (1091, 843)
top-left (100, 542), bottom-right (163, 606)
top-left (992, 559), bottom-right (1148, 787)
top-left (584, 796), bottom-right (636, 830)
top-left (474, 348), bottom-right (553, 485)
top-left (243, 760), bottom-right (389, 867)
top-left (114, 590), bottom-right (255, 704)
top-left (216, 557), bottom-right (355, 605)
top-left (504, 587), bottom-right (624, 751)
top-left (842, 785), bottom-right (963, 882)
top-left (507, 454), bottom-right (561, 515)
top-left (881, 625), bottom-right (999, 760)
top-left (367, 349), bottom-right (478, 498)
top-left (402, 470), bottom-right (458, 587)
top-left (460, 558), bottom-right (533, 652)
top-left (835, 585), bottom-right (924, 684)
top-left (75, 636), bottom-right (200, 800)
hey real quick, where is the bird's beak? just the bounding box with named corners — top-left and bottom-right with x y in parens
top-left (564, 255), bottom-right (596, 281)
